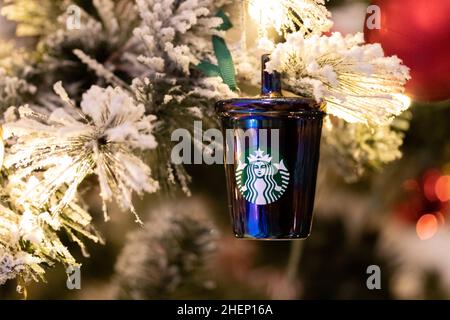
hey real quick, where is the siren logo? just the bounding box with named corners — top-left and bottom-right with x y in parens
top-left (236, 148), bottom-right (289, 205)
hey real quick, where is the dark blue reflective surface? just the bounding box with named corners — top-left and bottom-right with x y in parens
top-left (216, 98), bottom-right (325, 240)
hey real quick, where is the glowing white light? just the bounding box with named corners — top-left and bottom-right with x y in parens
top-left (246, 0), bottom-right (333, 40)
top-left (248, 0), bottom-right (285, 32)
top-left (394, 94), bottom-right (412, 109)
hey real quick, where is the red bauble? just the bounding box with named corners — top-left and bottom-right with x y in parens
top-left (364, 0), bottom-right (450, 102)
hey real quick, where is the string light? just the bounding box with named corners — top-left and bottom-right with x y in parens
top-left (246, 0), bottom-right (333, 42)
top-left (247, 0), bottom-right (285, 33)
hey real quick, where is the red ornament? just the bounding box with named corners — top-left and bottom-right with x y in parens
top-left (364, 0), bottom-right (450, 102)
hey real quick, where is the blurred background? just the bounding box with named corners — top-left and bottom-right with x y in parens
top-left (1, 0), bottom-right (449, 300)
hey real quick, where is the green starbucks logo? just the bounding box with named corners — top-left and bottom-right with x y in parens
top-left (236, 149), bottom-right (290, 205)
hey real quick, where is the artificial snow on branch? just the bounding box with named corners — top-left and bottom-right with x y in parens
top-left (134, 0), bottom-right (230, 76)
top-left (113, 199), bottom-right (217, 299)
top-left (73, 49), bottom-right (130, 88)
top-left (3, 83), bottom-right (159, 224)
top-left (0, 174), bottom-right (102, 289)
top-left (322, 113), bottom-right (411, 182)
top-left (0, 0), bottom-right (66, 37)
top-left (0, 69), bottom-right (36, 113)
top-left (266, 32), bottom-right (411, 125)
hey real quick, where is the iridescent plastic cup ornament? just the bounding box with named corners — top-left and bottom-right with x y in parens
top-left (216, 55), bottom-right (326, 240)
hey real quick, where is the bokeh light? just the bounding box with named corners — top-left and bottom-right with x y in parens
top-left (435, 211), bottom-right (446, 225)
top-left (423, 170), bottom-right (441, 202)
top-left (403, 179), bottom-right (420, 192)
top-left (416, 214), bottom-right (439, 240)
top-left (435, 175), bottom-right (450, 202)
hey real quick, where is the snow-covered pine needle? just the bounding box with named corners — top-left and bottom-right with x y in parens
top-left (73, 49), bottom-right (130, 89)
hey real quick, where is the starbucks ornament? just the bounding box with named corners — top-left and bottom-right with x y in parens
top-left (216, 55), bottom-right (326, 240)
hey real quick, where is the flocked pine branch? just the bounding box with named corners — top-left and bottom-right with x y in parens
top-left (266, 32), bottom-right (411, 125)
top-left (7, 0), bottom-right (139, 101)
top-left (1, 0), bottom-right (67, 37)
top-left (0, 172), bottom-right (103, 289)
top-left (131, 0), bottom-right (237, 195)
top-left (0, 69), bottom-right (36, 113)
top-left (113, 200), bottom-right (217, 299)
top-left (3, 83), bottom-right (159, 224)
top-left (322, 112), bottom-right (411, 182)
top-left (73, 49), bottom-right (130, 88)
top-left (134, 0), bottom-right (230, 76)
